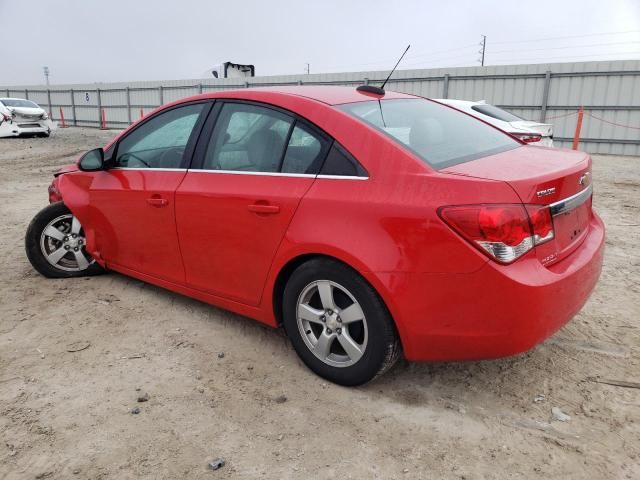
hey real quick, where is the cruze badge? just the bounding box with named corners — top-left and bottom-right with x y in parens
top-left (536, 187), bottom-right (556, 198)
top-left (579, 172), bottom-right (591, 186)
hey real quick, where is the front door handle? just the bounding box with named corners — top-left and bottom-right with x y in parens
top-left (247, 203), bottom-right (280, 214)
top-left (146, 196), bottom-right (168, 207)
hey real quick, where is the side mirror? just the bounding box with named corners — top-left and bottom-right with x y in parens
top-left (78, 148), bottom-right (105, 171)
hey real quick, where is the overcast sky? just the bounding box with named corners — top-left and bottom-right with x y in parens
top-left (1, 0), bottom-right (639, 86)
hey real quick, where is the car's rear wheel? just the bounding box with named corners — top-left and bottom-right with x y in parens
top-left (25, 202), bottom-right (104, 278)
top-left (283, 258), bottom-right (400, 386)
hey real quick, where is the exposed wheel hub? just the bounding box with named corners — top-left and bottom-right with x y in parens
top-left (40, 214), bottom-right (94, 272)
top-left (62, 233), bottom-right (84, 250)
top-left (324, 309), bottom-right (341, 331)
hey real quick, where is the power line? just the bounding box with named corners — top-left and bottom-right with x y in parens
top-left (490, 29), bottom-right (640, 46)
top-left (403, 44), bottom-right (478, 60)
top-left (490, 50), bottom-right (640, 63)
top-left (401, 52), bottom-right (478, 68)
top-left (490, 40), bottom-right (640, 55)
top-left (315, 44), bottom-right (478, 71)
top-left (300, 30), bottom-right (640, 74)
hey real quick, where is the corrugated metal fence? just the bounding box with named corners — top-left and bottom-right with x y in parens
top-left (3, 60), bottom-right (639, 155)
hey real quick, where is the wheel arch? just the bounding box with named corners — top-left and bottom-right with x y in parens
top-left (270, 252), bottom-right (403, 349)
top-left (56, 172), bottom-right (107, 267)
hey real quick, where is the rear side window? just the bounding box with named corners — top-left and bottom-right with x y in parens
top-left (339, 99), bottom-right (519, 169)
top-left (320, 144), bottom-right (368, 177)
top-left (281, 123), bottom-right (330, 174)
top-left (471, 104), bottom-right (524, 122)
top-left (204, 103), bottom-right (293, 172)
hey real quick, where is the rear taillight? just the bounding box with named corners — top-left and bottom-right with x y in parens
top-left (512, 133), bottom-right (542, 143)
top-left (438, 204), bottom-right (554, 264)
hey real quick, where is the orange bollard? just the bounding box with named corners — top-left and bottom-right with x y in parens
top-left (58, 107), bottom-right (67, 128)
top-left (140, 108), bottom-right (144, 119)
top-left (100, 108), bottom-right (107, 130)
top-left (572, 106), bottom-right (584, 150)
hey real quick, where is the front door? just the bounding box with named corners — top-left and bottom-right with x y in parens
top-left (89, 102), bottom-right (209, 283)
top-left (176, 101), bottom-right (330, 305)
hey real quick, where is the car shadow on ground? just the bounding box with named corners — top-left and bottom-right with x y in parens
top-left (81, 269), bottom-right (563, 408)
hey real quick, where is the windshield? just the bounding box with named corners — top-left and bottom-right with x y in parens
top-left (1, 99), bottom-right (40, 108)
top-left (339, 98), bottom-right (519, 169)
top-left (471, 104), bottom-right (524, 122)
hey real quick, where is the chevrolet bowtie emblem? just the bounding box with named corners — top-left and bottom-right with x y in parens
top-left (579, 172), bottom-right (591, 186)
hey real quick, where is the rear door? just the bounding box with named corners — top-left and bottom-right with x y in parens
top-left (175, 101), bottom-right (330, 306)
top-left (89, 102), bottom-right (210, 283)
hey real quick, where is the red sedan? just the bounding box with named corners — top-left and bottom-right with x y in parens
top-left (25, 86), bottom-right (605, 385)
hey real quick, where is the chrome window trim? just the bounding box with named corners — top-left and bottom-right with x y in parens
top-left (549, 184), bottom-right (593, 217)
top-left (108, 167), bottom-right (369, 180)
top-left (110, 167), bottom-right (188, 172)
top-left (188, 169), bottom-right (315, 178)
top-left (317, 174), bottom-right (369, 181)
top-left (186, 169), bottom-right (369, 180)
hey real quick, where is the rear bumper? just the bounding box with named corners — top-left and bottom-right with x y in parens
top-left (378, 212), bottom-right (605, 361)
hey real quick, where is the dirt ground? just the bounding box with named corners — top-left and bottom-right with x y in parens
top-left (0, 128), bottom-right (638, 480)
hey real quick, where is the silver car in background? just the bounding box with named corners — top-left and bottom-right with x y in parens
top-left (436, 99), bottom-right (554, 147)
top-left (0, 98), bottom-right (54, 138)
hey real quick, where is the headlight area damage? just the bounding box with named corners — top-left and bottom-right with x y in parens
top-left (0, 100), bottom-right (55, 138)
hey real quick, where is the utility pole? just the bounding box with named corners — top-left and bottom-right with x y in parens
top-left (43, 66), bottom-right (50, 86)
top-left (305, 63), bottom-right (310, 75)
top-left (478, 35), bottom-right (487, 66)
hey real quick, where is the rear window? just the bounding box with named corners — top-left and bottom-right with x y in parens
top-left (471, 104), bottom-right (524, 122)
top-left (1, 99), bottom-right (39, 108)
top-left (339, 98), bottom-right (519, 169)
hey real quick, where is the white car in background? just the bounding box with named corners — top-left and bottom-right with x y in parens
top-left (436, 99), bottom-right (554, 147)
top-left (0, 98), bottom-right (53, 138)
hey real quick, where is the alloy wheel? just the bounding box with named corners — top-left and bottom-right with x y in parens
top-left (39, 214), bottom-right (94, 272)
top-left (296, 280), bottom-right (368, 368)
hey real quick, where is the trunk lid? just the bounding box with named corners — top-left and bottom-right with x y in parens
top-left (509, 120), bottom-right (553, 137)
top-left (442, 146), bottom-right (593, 266)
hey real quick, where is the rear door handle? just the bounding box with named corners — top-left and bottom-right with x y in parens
top-left (146, 196), bottom-right (168, 207)
top-left (247, 203), bottom-right (280, 214)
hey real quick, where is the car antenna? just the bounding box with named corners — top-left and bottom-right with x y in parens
top-left (357, 44), bottom-right (411, 96)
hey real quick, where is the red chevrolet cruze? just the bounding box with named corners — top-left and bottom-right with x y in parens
top-left (25, 86), bottom-right (604, 385)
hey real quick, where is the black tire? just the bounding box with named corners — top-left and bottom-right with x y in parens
top-left (283, 258), bottom-right (401, 386)
top-left (25, 202), bottom-right (104, 278)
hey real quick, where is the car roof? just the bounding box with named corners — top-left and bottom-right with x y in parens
top-left (204, 85), bottom-right (418, 106)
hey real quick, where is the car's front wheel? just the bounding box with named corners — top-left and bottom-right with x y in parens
top-left (25, 202), bottom-right (104, 278)
top-left (283, 258), bottom-right (400, 386)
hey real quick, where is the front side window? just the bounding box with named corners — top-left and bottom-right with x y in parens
top-left (114, 103), bottom-right (205, 169)
top-left (339, 99), bottom-right (519, 169)
top-left (203, 103), bottom-right (293, 172)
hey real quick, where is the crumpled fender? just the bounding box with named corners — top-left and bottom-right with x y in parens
top-left (56, 172), bottom-right (108, 268)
